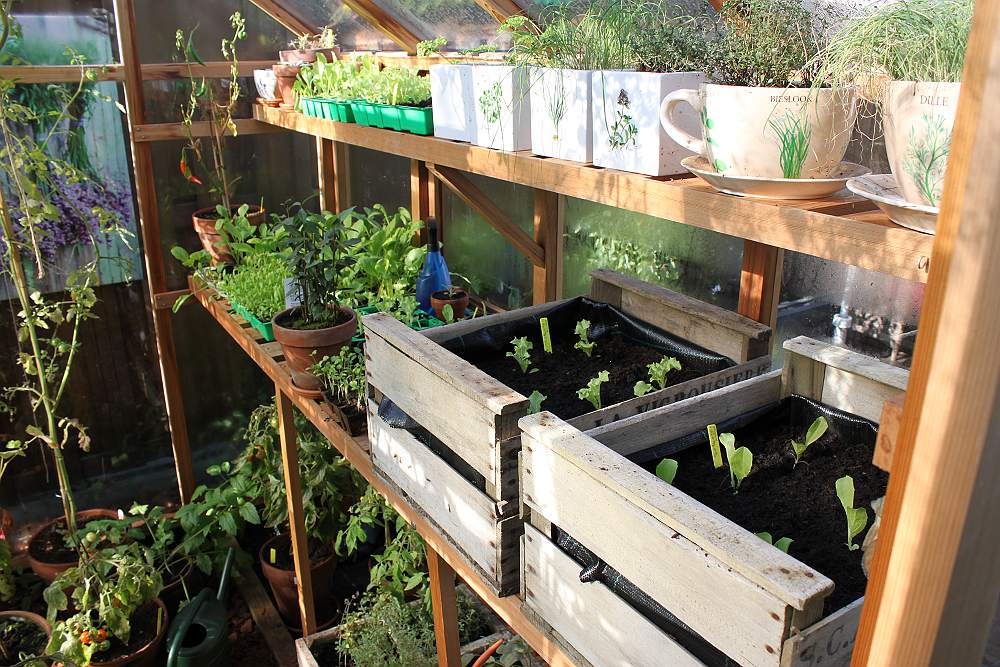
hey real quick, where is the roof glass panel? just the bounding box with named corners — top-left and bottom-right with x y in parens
top-left (282, 0), bottom-right (397, 51)
top-left (370, 0), bottom-right (510, 51)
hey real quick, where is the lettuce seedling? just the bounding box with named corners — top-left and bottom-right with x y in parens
top-left (527, 390), bottom-right (546, 415)
top-left (648, 356), bottom-right (682, 390)
top-left (791, 416), bottom-right (829, 468)
top-left (574, 319), bottom-right (595, 357)
top-left (634, 380), bottom-right (653, 397)
top-left (756, 532), bottom-right (793, 554)
top-left (577, 370), bottom-right (609, 410)
top-left (836, 475), bottom-right (868, 550)
top-left (720, 432), bottom-right (753, 493)
top-left (506, 336), bottom-right (533, 373)
top-left (655, 458), bottom-right (678, 484)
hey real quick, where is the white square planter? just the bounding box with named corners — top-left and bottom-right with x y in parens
top-left (471, 64), bottom-right (531, 152)
top-left (592, 70), bottom-right (705, 176)
top-left (430, 64), bottom-right (476, 143)
top-left (529, 67), bottom-right (593, 163)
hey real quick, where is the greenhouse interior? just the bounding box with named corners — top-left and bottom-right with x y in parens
top-left (0, 0), bottom-right (997, 665)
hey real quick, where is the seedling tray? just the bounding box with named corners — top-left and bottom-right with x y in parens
top-left (520, 337), bottom-right (909, 667)
top-left (353, 304), bottom-right (443, 344)
top-left (230, 300), bottom-right (274, 342)
top-left (346, 101), bottom-right (433, 135)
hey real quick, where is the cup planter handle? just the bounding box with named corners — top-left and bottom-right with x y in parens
top-left (659, 88), bottom-right (706, 156)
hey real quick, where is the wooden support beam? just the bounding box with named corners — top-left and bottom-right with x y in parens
top-left (340, 0), bottom-right (423, 53)
top-left (153, 289), bottom-right (191, 311)
top-left (317, 138), bottom-right (350, 212)
top-left (873, 394), bottom-right (904, 472)
top-left (428, 164), bottom-right (545, 267)
top-left (142, 60), bottom-right (279, 80)
top-left (133, 119), bottom-right (285, 142)
top-left (248, 0), bottom-right (317, 36)
top-left (853, 1), bottom-right (1000, 664)
top-left (0, 61), bottom-right (278, 84)
top-left (275, 388), bottom-right (317, 636)
top-left (428, 546), bottom-right (463, 667)
top-left (234, 564), bottom-right (299, 667)
top-left (532, 190), bottom-right (562, 304)
top-left (113, 0), bottom-right (194, 502)
top-left (474, 0), bottom-right (528, 23)
top-left (738, 241), bottom-right (783, 328)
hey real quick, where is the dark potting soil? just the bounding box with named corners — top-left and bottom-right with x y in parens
top-left (27, 519), bottom-right (77, 563)
top-left (647, 401), bottom-right (887, 613)
top-left (271, 540), bottom-right (333, 571)
top-left (473, 333), bottom-right (701, 420)
top-left (89, 602), bottom-right (160, 664)
top-left (0, 616), bottom-right (47, 666)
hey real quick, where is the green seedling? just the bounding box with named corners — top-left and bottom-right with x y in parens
top-left (577, 370), bottom-right (609, 410)
top-left (756, 532), bottom-right (793, 554)
top-left (634, 380), bottom-right (653, 397)
top-left (507, 336), bottom-right (533, 373)
top-left (574, 319), bottom-right (595, 357)
top-left (836, 475), bottom-right (868, 551)
top-left (527, 390), bottom-right (546, 415)
top-left (720, 432), bottom-right (753, 493)
top-left (655, 458), bottom-right (678, 484)
top-left (441, 303), bottom-right (455, 323)
top-left (647, 356), bottom-right (682, 390)
top-left (791, 416), bottom-right (829, 468)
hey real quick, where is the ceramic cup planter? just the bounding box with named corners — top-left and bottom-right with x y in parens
top-left (191, 204), bottom-right (266, 265)
top-left (259, 534), bottom-right (337, 627)
top-left (471, 64), bottom-right (532, 152)
top-left (431, 64), bottom-right (476, 142)
top-left (0, 610), bottom-right (50, 663)
top-left (253, 68), bottom-right (279, 106)
top-left (26, 508), bottom-right (119, 584)
top-left (272, 63), bottom-right (300, 110)
top-left (883, 80), bottom-right (960, 209)
top-left (272, 305), bottom-right (357, 397)
top-left (430, 289), bottom-right (469, 322)
top-left (592, 70), bottom-right (705, 176)
top-left (530, 67), bottom-right (593, 163)
top-left (90, 598), bottom-right (168, 667)
top-left (661, 84), bottom-right (858, 179)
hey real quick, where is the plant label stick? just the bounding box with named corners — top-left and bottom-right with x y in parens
top-left (270, 547), bottom-right (277, 564)
top-left (707, 424), bottom-right (724, 469)
top-left (156, 605), bottom-right (163, 635)
top-left (540, 317), bottom-right (552, 353)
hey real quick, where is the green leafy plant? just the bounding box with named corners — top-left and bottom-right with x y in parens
top-left (577, 371), bottom-right (610, 410)
top-left (835, 475), bottom-right (868, 551)
top-left (633, 381), bottom-right (653, 397)
top-left (791, 416), bottom-right (829, 468)
top-left (337, 204), bottom-right (425, 308)
top-left (719, 432), bottom-right (753, 493)
top-left (527, 390), bottom-right (546, 415)
top-left (655, 458), bottom-right (678, 484)
top-left (507, 337), bottom-right (534, 373)
top-left (417, 36), bottom-right (447, 57)
top-left (573, 319), bottom-right (595, 357)
top-left (289, 25), bottom-right (337, 51)
top-left (215, 251), bottom-right (287, 322)
top-left (337, 592), bottom-right (436, 667)
top-left (756, 532), bottom-right (793, 553)
top-left (311, 345), bottom-right (366, 412)
top-left (647, 356), bottom-right (682, 390)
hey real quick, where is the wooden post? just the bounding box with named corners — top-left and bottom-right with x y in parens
top-left (317, 137), bottom-right (349, 212)
top-left (275, 388), bottom-right (317, 636)
top-left (532, 190), bottom-right (562, 305)
top-left (853, 1), bottom-right (1000, 664)
top-left (112, 0), bottom-right (194, 502)
top-left (738, 240), bottom-right (783, 328)
top-left (427, 545), bottom-right (462, 667)
top-left (411, 160), bottom-right (442, 245)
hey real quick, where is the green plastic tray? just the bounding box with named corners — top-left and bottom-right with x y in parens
top-left (230, 301), bottom-right (275, 342)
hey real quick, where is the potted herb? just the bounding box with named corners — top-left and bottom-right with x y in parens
top-left (0, 610), bottom-right (49, 666)
top-left (176, 14), bottom-right (266, 262)
top-left (294, 55), bottom-right (358, 122)
top-left (280, 26), bottom-right (339, 65)
top-left (311, 346), bottom-right (367, 436)
top-left (215, 252), bottom-right (288, 342)
top-left (430, 274), bottom-right (471, 322)
top-left (428, 37), bottom-right (481, 142)
top-left (660, 0), bottom-right (858, 181)
top-left (371, 67), bottom-right (434, 135)
top-left (814, 0), bottom-right (972, 208)
top-left (271, 204), bottom-right (359, 397)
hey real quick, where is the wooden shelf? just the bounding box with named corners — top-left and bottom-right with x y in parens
top-left (254, 104), bottom-right (934, 284)
top-left (188, 277), bottom-right (575, 667)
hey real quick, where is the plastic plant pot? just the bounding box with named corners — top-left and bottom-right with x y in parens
top-left (378, 104), bottom-right (403, 131)
top-left (400, 106), bottom-right (434, 135)
top-left (299, 97), bottom-right (315, 116)
top-left (230, 301), bottom-right (275, 342)
top-left (362, 102), bottom-right (381, 128)
top-left (351, 101), bottom-right (372, 126)
top-left (337, 101), bottom-right (356, 123)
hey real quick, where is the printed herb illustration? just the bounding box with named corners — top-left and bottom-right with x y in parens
top-left (608, 89), bottom-right (638, 150)
top-left (479, 81), bottom-right (503, 125)
top-left (577, 371), bottom-right (610, 410)
top-left (544, 73), bottom-right (568, 142)
top-left (904, 112), bottom-right (952, 206)
top-left (768, 111), bottom-right (813, 178)
top-left (701, 106), bottom-right (727, 172)
top-left (836, 475), bottom-right (869, 550)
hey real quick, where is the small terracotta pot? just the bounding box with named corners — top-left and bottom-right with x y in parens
top-left (279, 47), bottom-right (340, 65)
top-left (258, 534), bottom-right (337, 626)
top-left (90, 598), bottom-right (168, 667)
top-left (431, 289), bottom-right (470, 321)
top-left (191, 204), bottom-right (266, 265)
top-left (26, 509), bottom-right (119, 584)
top-left (0, 609), bottom-right (51, 658)
top-left (272, 63), bottom-right (301, 110)
top-left (272, 306), bottom-right (357, 396)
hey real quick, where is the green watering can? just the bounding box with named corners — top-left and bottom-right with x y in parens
top-left (166, 548), bottom-right (235, 667)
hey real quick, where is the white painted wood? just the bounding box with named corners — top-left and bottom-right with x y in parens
top-left (585, 370), bottom-right (783, 456)
top-left (530, 67), bottom-right (593, 163)
top-left (472, 64), bottom-right (531, 151)
top-left (431, 64), bottom-right (476, 142)
top-left (780, 598), bottom-right (864, 667)
top-left (522, 524), bottom-right (705, 667)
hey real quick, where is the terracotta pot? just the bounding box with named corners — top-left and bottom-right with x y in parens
top-left (279, 47), bottom-right (340, 65)
top-left (26, 509), bottom-right (119, 584)
top-left (258, 534), bottom-right (336, 626)
top-left (158, 563), bottom-right (203, 618)
top-left (431, 289), bottom-right (470, 321)
top-left (191, 204), bottom-right (266, 265)
top-left (272, 306), bottom-right (357, 395)
top-left (91, 598), bottom-right (168, 667)
top-left (272, 63), bottom-right (300, 110)
top-left (0, 609), bottom-right (50, 659)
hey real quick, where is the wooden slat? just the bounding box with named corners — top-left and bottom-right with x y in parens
top-left (853, 1), bottom-right (1000, 664)
top-left (429, 164), bottom-right (546, 267)
top-left (317, 138), bottom-right (350, 212)
top-left (781, 598), bottom-right (863, 667)
top-left (739, 241), bottom-right (784, 329)
top-left (142, 60), bottom-right (279, 80)
top-left (873, 395), bottom-right (904, 472)
top-left (254, 105), bottom-right (934, 283)
top-left (522, 524), bottom-right (706, 667)
top-left (248, 0), bottom-right (317, 36)
top-left (133, 119), bottom-right (285, 142)
top-left (520, 415), bottom-right (823, 667)
top-left (234, 564), bottom-right (299, 667)
top-left (0, 64), bottom-right (124, 83)
top-left (474, 0), bottom-right (528, 22)
top-left (532, 190), bottom-right (562, 304)
top-left (152, 288), bottom-right (190, 311)
top-left (428, 541), bottom-right (463, 667)
top-left (340, 0), bottom-right (423, 52)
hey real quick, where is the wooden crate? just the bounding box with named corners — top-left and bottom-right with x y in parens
top-left (364, 269), bottom-right (771, 596)
top-left (519, 337), bottom-right (909, 667)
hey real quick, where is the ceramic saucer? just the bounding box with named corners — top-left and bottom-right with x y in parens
top-left (846, 174), bottom-right (938, 235)
top-left (681, 156), bottom-right (871, 200)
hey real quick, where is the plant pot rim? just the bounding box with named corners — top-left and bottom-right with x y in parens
top-left (258, 532), bottom-right (336, 574)
top-left (191, 203), bottom-right (265, 221)
top-left (431, 289), bottom-right (468, 300)
top-left (0, 609), bottom-right (52, 636)
top-left (272, 63), bottom-right (301, 75)
top-left (27, 509), bottom-right (119, 567)
top-left (90, 598), bottom-right (168, 667)
top-left (272, 305), bottom-right (356, 334)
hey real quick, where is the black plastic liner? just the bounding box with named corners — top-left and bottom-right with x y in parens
top-left (437, 296), bottom-right (736, 375)
top-left (551, 395), bottom-right (879, 666)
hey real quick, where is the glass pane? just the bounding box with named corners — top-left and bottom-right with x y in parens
top-left (443, 174), bottom-right (533, 309)
top-left (285, 0), bottom-right (398, 51)
top-left (773, 252), bottom-right (924, 369)
top-left (562, 198), bottom-right (743, 310)
top-left (371, 0), bottom-right (509, 51)
top-left (349, 146), bottom-right (411, 212)
top-left (3, 2), bottom-right (119, 64)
